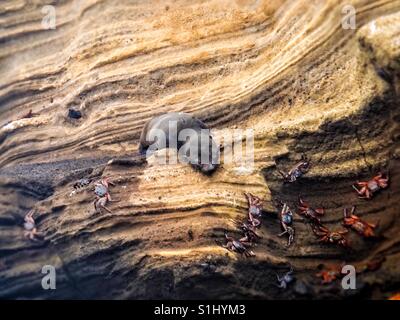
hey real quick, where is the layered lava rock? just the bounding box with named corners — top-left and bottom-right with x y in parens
top-left (0, 0), bottom-right (399, 299)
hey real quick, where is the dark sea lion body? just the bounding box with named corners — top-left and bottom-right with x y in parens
top-left (139, 113), bottom-right (207, 151)
top-left (139, 112), bottom-right (219, 173)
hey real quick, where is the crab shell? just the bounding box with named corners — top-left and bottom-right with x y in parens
top-left (291, 169), bottom-right (303, 180)
top-left (249, 206), bottom-right (262, 217)
top-left (283, 273), bottom-right (294, 283)
top-left (367, 180), bottom-right (380, 193)
top-left (305, 208), bottom-right (318, 217)
top-left (329, 232), bottom-right (346, 243)
top-left (24, 221), bottom-right (35, 231)
top-left (281, 213), bottom-right (293, 225)
top-left (232, 240), bottom-right (246, 253)
top-left (94, 184), bottom-right (108, 197)
top-left (349, 221), bottom-right (367, 233)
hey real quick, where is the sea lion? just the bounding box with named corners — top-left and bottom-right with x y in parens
top-left (139, 112), bottom-right (219, 173)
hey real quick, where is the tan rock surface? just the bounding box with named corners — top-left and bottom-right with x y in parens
top-left (0, 0), bottom-right (399, 299)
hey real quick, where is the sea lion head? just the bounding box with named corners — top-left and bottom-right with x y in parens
top-left (194, 135), bottom-right (220, 174)
top-left (179, 131), bottom-right (220, 174)
top-left (198, 162), bottom-right (218, 174)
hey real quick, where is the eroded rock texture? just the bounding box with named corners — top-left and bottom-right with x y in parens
top-left (0, 0), bottom-right (399, 299)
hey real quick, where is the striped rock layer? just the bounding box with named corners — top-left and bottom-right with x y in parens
top-left (0, 0), bottom-right (399, 299)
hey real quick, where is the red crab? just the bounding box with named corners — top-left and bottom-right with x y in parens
top-left (352, 173), bottom-right (389, 199)
top-left (222, 232), bottom-right (255, 258)
top-left (23, 209), bottom-right (44, 241)
top-left (316, 264), bottom-right (343, 284)
top-left (93, 177), bottom-right (116, 214)
top-left (298, 197), bottom-right (324, 225)
top-left (312, 225), bottom-right (349, 248)
top-left (343, 206), bottom-right (378, 238)
top-left (244, 193), bottom-right (263, 227)
top-left (278, 154), bottom-right (310, 183)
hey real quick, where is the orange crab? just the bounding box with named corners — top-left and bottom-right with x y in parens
top-left (343, 206), bottom-right (378, 238)
top-left (298, 197), bottom-right (325, 225)
top-left (352, 173), bottom-right (389, 199)
top-left (316, 264), bottom-right (343, 284)
top-left (312, 225), bottom-right (349, 248)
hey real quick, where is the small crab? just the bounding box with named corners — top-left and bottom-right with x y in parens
top-left (93, 177), bottom-right (116, 214)
top-left (312, 225), bottom-right (349, 248)
top-left (352, 173), bottom-right (389, 199)
top-left (235, 220), bottom-right (261, 243)
top-left (94, 177), bottom-right (115, 199)
top-left (276, 266), bottom-right (295, 289)
top-left (278, 154), bottom-right (310, 183)
top-left (343, 206), bottom-right (378, 238)
top-left (298, 197), bottom-right (324, 225)
top-left (244, 193), bottom-right (263, 227)
top-left (316, 264), bottom-right (343, 284)
top-left (277, 202), bottom-right (295, 247)
top-left (222, 232), bottom-right (255, 257)
top-left (23, 210), bottom-right (43, 242)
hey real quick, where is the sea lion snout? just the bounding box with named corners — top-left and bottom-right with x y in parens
top-left (198, 162), bottom-right (218, 174)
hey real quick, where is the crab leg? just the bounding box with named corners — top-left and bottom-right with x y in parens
top-left (367, 221), bottom-right (378, 228)
top-left (24, 209), bottom-right (35, 223)
top-left (100, 205), bottom-right (112, 213)
top-left (244, 250), bottom-right (255, 257)
top-left (278, 230), bottom-right (289, 237)
top-left (361, 187), bottom-right (371, 199)
top-left (352, 184), bottom-right (363, 194)
top-left (248, 215), bottom-right (260, 227)
top-left (278, 170), bottom-right (288, 180)
top-left (343, 206), bottom-right (356, 218)
top-left (374, 173), bottom-right (383, 180)
top-left (353, 184), bottom-right (371, 198)
top-left (299, 199), bottom-right (308, 207)
top-left (224, 232), bottom-right (234, 242)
